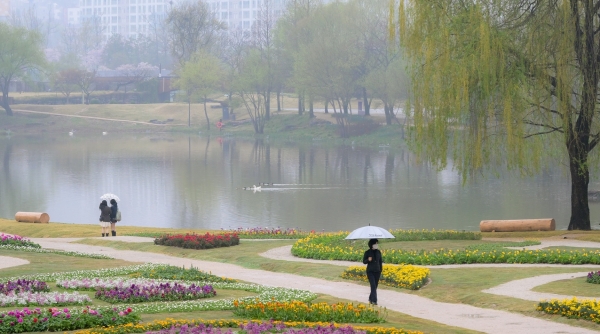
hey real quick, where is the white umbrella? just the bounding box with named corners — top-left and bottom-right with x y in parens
top-left (345, 225), bottom-right (395, 240)
top-left (100, 193), bottom-right (120, 202)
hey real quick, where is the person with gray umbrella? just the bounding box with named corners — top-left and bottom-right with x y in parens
top-left (363, 238), bottom-right (382, 305)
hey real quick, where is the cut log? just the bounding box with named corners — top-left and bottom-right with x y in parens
top-left (480, 219), bottom-right (555, 232)
top-left (14, 212), bottom-right (50, 224)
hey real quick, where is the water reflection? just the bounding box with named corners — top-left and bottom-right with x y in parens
top-left (0, 135), bottom-right (593, 231)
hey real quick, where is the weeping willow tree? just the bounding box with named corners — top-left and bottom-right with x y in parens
top-left (396, 1), bottom-right (600, 230)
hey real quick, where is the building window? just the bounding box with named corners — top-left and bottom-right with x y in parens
top-left (243, 20), bottom-right (249, 29)
top-left (243, 11), bottom-right (249, 19)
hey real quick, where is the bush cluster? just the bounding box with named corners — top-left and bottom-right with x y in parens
top-left (154, 233), bottom-right (239, 249)
top-left (587, 271), bottom-right (600, 284)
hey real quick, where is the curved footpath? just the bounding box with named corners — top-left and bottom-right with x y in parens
top-left (3, 236), bottom-right (600, 334)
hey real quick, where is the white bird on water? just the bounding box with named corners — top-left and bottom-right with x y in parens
top-left (68, 130), bottom-right (74, 136)
top-left (102, 131), bottom-right (107, 135)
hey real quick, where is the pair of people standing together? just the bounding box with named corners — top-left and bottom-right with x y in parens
top-left (99, 199), bottom-right (118, 237)
top-left (363, 238), bottom-right (383, 305)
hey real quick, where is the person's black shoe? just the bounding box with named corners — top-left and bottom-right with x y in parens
top-left (372, 302), bottom-right (377, 305)
top-left (112, 231), bottom-right (116, 237)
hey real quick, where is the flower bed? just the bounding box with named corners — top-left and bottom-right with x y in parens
top-left (0, 291), bottom-right (92, 307)
top-left (341, 265), bottom-right (430, 290)
top-left (0, 234), bottom-right (41, 248)
top-left (149, 322), bottom-right (369, 334)
top-left (95, 282), bottom-right (216, 303)
top-left (5, 265), bottom-right (317, 314)
top-left (0, 244), bottom-right (114, 259)
top-left (586, 271), bottom-right (600, 284)
top-left (292, 233), bottom-right (600, 265)
top-left (57, 278), bottom-right (193, 290)
top-left (0, 279), bottom-right (48, 295)
top-left (73, 318), bottom-right (423, 334)
top-left (0, 306), bottom-right (139, 333)
top-left (129, 264), bottom-right (236, 283)
top-left (537, 297), bottom-right (600, 323)
top-left (154, 232), bottom-right (239, 249)
top-left (225, 227), bottom-right (313, 239)
top-left (232, 300), bottom-right (384, 323)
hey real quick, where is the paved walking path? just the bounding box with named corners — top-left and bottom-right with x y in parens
top-left (12, 109), bottom-right (187, 126)
top-left (1, 236), bottom-right (596, 334)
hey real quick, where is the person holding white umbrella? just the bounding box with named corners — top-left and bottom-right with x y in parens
top-left (363, 238), bottom-right (383, 305)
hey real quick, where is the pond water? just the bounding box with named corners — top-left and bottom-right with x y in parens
top-left (0, 134), bottom-right (597, 232)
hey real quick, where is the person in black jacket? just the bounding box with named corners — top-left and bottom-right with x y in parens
top-left (109, 199), bottom-right (119, 237)
top-left (362, 238), bottom-right (382, 305)
top-left (99, 200), bottom-right (111, 237)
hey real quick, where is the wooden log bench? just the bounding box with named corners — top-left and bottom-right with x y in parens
top-left (480, 219), bottom-right (555, 232)
top-left (15, 212), bottom-right (50, 224)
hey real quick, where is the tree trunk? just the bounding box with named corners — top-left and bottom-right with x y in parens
top-left (188, 99), bottom-right (191, 127)
top-left (298, 94), bottom-right (303, 115)
top-left (308, 99), bottom-right (314, 118)
top-left (362, 87), bottom-right (370, 116)
top-left (1, 88), bottom-right (13, 116)
top-left (325, 100), bottom-right (329, 114)
top-left (568, 152), bottom-right (591, 230)
top-left (384, 103), bottom-right (392, 125)
top-left (277, 90), bottom-right (281, 111)
top-left (203, 96), bottom-right (210, 131)
top-left (265, 90), bottom-right (271, 120)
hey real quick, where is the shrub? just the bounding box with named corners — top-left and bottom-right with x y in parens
top-left (154, 232), bottom-right (239, 250)
top-left (341, 265), bottom-right (430, 290)
top-left (587, 271), bottom-right (600, 284)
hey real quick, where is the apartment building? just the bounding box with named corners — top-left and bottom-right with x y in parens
top-left (204, 0), bottom-right (288, 31)
top-left (73, 0), bottom-right (171, 39)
